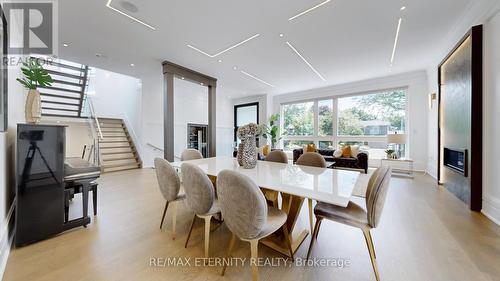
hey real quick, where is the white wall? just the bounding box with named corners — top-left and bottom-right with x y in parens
top-left (173, 78), bottom-right (208, 159)
top-left (88, 68), bottom-right (142, 151)
top-left (425, 0), bottom-right (500, 224)
top-left (1, 12), bottom-right (26, 277)
top-left (482, 10), bottom-right (500, 225)
top-left (140, 70), bottom-right (164, 167)
top-left (272, 71), bottom-right (429, 171)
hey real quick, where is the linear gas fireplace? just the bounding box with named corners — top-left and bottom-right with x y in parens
top-left (443, 148), bottom-right (468, 176)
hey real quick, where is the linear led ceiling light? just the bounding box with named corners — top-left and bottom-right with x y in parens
top-left (106, 0), bottom-right (157, 30)
top-left (286, 41), bottom-right (326, 81)
top-left (240, 70), bottom-right (275, 88)
top-left (390, 17), bottom-right (403, 66)
top-left (187, 34), bottom-right (260, 58)
top-left (289, 0), bottom-right (332, 21)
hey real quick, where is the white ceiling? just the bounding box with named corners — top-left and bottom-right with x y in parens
top-left (58, 0), bottom-right (473, 97)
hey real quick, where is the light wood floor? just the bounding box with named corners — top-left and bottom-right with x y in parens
top-left (3, 168), bottom-right (500, 281)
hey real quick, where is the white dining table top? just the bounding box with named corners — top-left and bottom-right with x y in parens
top-left (170, 157), bottom-right (360, 207)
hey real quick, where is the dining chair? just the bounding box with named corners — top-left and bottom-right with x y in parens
top-left (306, 166), bottom-right (392, 281)
top-left (263, 150), bottom-right (288, 207)
top-left (154, 158), bottom-right (186, 239)
top-left (295, 152), bottom-right (327, 234)
top-left (265, 150), bottom-right (288, 164)
top-left (181, 163), bottom-right (221, 259)
top-left (181, 149), bottom-right (203, 161)
top-left (217, 170), bottom-right (294, 281)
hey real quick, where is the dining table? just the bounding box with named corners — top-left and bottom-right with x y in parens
top-left (170, 156), bottom-right (360, 257)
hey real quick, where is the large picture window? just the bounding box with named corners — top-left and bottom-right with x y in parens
top-left (282, 101), bottom-right (314, 136)
top-left (280, 89), bottom-right (407, 159)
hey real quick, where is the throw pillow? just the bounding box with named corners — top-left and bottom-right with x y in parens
top-left (306, 143), bottom-right (316, 152)
top-left (342, 146), bottom-right (352, 158)
top-left (262, 145), bottom-right (270, 156)
top-left (351, 145), bottom-right (360, 157)
top-left (333, 149), bottom-right (342, 158)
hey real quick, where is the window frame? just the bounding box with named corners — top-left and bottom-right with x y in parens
top-left (233, 102), bottom-right (259, 142)
top-left (280, 87), bottom-right (409, 156)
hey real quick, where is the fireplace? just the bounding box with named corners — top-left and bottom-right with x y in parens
top-left (443, 148), bottom-right (467, 176)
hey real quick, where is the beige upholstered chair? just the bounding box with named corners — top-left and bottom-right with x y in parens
top-left (181, 163), bottom-right (221, 259)
top-left (306, 166), bottom-right (392, 281)
top-left (296, 152), bottom-right (327, 168)
top-left (217, 170), bottom-right (294, 281)
top-left (181, 149), bottom-right (203, 161)
top-left (154, 158), bottom-right (186, 239)
top-left (265, 150), bottom-right (288, 164)
top-left (295, 152), bottom-right (327, 234)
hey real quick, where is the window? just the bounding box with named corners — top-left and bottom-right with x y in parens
top-left (234, 102), bottom-right (259, 143)
top-left (282, 101), bottom-right (314, 136)
top-left (280, 89), bottom-right (407, 159)
top-left (338, 91), bottom-right (406, 136)
top-left (283, 140), bottom-right (314, 151)
top-left (318, 99), bottom-right (334, 136)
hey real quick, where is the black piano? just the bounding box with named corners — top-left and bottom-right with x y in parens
top-left (15, 124), bottom-right (101, 247)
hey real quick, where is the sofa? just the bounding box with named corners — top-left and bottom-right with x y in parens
top-left (293, 148), bottom-right (368, 173)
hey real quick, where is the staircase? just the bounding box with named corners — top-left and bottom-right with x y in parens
top-left (98, 118), bottom-right (142, 173)
top-left (38, 57), bottom-right (89, 118)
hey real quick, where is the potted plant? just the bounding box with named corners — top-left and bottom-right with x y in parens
top-left (16, 58), bottom-right (53, 124)
top-left (385, 149), bottom-right (396, 159)
top-left (260, 114), bottom-right (282, 149)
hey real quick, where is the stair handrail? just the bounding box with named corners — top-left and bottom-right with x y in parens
top-left (87, 97), bottom-right (103, 141)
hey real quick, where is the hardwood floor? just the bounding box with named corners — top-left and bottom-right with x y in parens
top-left (3, 168), bottom-right (500, 281)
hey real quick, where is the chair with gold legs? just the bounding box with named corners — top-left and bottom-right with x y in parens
top-left (181, 163), bottom-right (221, 259)
top-left (154, 158), bottom-right (186, 239)
top-left (296, 152), bottom-right (327, 234)
top-left (217, 170), bottom-right (294, 281)
top-left (306, 166), bottom-right (392, 281)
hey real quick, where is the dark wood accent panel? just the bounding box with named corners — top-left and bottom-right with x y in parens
top-left (437, 25), bottom-right (482, 211)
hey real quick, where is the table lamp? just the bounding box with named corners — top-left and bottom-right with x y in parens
top-left (387, 133), bottom-right (406, 159)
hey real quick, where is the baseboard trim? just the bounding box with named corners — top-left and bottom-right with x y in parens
top-left (482, 196), bottom-right (500, 226)
top-left (0, 201), bottom-right (15, 280)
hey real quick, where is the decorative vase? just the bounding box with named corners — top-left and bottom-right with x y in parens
top-left (25, 89), bottom-right (41, 124)
top-left (236, 123), bottom-right (260, 169)
top-left (237, 143), bottom-right (244, 166)
top-left (240, 137), bottom-right (257, 169)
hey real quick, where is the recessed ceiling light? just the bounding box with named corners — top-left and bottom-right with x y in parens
top-left (279, 34), bottom-right (284, 37)
top-left (289, 0), bottom-right (332, 21)
top-left (218, 59), bottom-right (223, 63)
top-left (106, 0), bottom-right (156, 30)
top-left (240, 70), bottom-right (275, 88)
top-left (400, 6), bottom-right (406, 11)
top-left (200, 82), bottom-right (204, 86)
top-left (390, 18), bottom-right (403, 66)
top-left (119, 0), bottom-right (139, 13)
top-left (181, 77), bottom-right (185, 80)
top-left (130, 63), bottom-right (135, 67)
top-left (187, 33), bottom-right (260, 58)
top-left (63, 43), bottom-right (69, 47)
top-left (233, 66), bottom-right (238, 70)
top-left (286, 41), bottom-right (326, 81)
